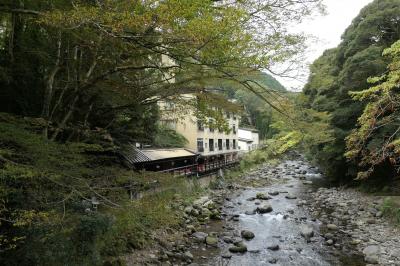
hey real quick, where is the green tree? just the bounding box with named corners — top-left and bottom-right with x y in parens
top-left (302, 0), bottom-right (400, 182)
top-left (346, 40), bottom-right (400, 185)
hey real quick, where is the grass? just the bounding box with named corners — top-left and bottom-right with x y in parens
top-left (380, 197), bottom-right (400, 225)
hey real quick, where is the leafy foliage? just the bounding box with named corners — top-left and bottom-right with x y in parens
top-left (345, 40), bottom-right (400, 182)
top-left (0, 113), bottom-right (199, 265)
top-left (301, 0), bottom-right (400, 182)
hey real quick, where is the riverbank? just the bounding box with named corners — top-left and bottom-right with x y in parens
top-left (123, 153), bottom-right (400, 266)
top-left (305, 188), bottom-right (400, 265)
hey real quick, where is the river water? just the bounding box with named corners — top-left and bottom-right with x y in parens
top-left (191, 156), bottom-right (365, 266)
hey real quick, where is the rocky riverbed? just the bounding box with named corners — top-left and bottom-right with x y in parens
top-left (124, 154), bottom-right (400, 265)
top-left (305, 188), bottom-right (400, 265)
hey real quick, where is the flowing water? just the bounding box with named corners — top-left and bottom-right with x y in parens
top-left (191, 156), bottom-right (365, 266)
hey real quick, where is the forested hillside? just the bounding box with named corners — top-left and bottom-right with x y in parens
top-left (302, 0), bottom-right (400, 188)
top-left (0, 1), bottom-right (323, 265)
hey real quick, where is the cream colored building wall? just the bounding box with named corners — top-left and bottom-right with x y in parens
top-left (170, 109), bottom-right (239, 156)
top-left (198, 114), bottom-right (239, 156)
top-left (175, 112), bottom-right (198, 151)
top-left (159, 94), bottom-right (239, 156)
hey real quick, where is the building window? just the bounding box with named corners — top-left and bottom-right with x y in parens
top-left (233, 114), bottom-right (237, 120)
top-left (226, 112), bottom-right (231, 119)
top-left (197, 120), bottom-right (204, 131)
top-left (209, 139), bottom-right (214, 152)
top-left (233, 139), bottom-right (236, 149)
top-left (226, 139), bottom-right (230, 150)
top-left (232, 125), bottom-right (236, 134)
top-left (218, 139), bottom-right (223, 150)
top-left (197, 138), bottom-right (204, 152)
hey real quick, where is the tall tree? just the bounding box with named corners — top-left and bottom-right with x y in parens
top-left (302, 0), bottom-right (400, 182)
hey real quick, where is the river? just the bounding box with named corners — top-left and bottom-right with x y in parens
top-left (190, 155), bottom-right (365, 266)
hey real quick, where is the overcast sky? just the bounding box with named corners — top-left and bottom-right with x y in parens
top-left (275, 0), bottom-right (374, 91)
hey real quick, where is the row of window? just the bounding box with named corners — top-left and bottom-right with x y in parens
top-left (197, 121), bottom-right (237, 134)
top-left (197, 138), bottom-right (237, 152)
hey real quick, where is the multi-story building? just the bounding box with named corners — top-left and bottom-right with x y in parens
top-left (159, 94), bottom-right (240, 174)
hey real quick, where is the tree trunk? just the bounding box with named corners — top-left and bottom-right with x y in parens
top-left (51, 94), bottom-right (79, 141)
top-left (42, 32), bottom-right (62, 138)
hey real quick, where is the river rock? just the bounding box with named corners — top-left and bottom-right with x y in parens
top-left (229, 242), bottom-right (247, 253)
top-left (241, 230), bottom-right (255, 240)
top-left (221, 253), bottom-right (232, 259)
top-left (205, 236), bottom-right (218, 246)
top-left (267, 244), bottom-right (280, 251)
top-left (363, 245), bottom-right (380, 264)
top-left (326, 239), bottom-right (334, 245)
top-left (223, 236), bottom-right (234, 243)
top-left (256, 193), bottom-right (271, 200)
top-left (285, 195), bottom-right (297, 200)
top-left (193, 196), bottom-right (209, 207)
top-left (245, 209), bottom-right (256, 215)
top-left (268, 258), bottom-right (278, 264)
top-left (257, 203), bottom-right (273, 213)
top-left (183, 251), bottom-right (194, 262)
top-left (192, 232), bottom-right (208, 242)
top-left (184, 206), bottom-right (193, 214)
top-left (300, 224), bottom-right (314, 240)
top-left (326, 224), bottom-right (338, 231)
top-left (269, 191), bottom-right (279, 196)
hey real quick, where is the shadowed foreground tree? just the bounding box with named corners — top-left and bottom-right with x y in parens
top-left (0, 0), bottom-right (322, 142)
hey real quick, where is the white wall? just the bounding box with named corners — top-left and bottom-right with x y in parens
top-left (238, 128), bottom-right (252, 140)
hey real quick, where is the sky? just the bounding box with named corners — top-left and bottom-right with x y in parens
top-left (275, 0), bottom-right (374, 91)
